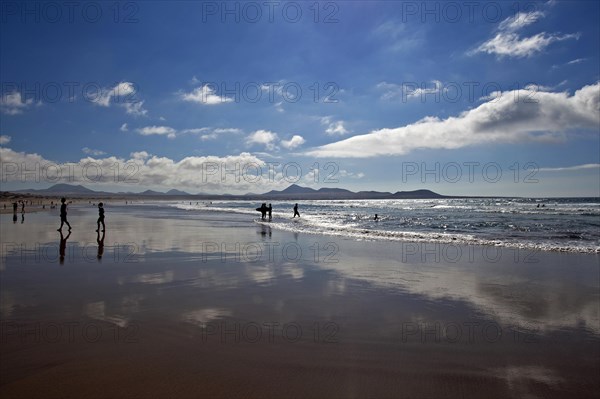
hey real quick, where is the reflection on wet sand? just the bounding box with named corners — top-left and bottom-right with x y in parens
top-left (1, 205), bottom-right (598, 398)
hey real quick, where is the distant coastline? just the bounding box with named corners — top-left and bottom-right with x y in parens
top-left (5, 183), bottom-right (597, 201)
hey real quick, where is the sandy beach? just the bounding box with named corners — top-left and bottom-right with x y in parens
top-left (0, 203), bottom-right (598, 398)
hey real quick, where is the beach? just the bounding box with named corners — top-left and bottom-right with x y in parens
top-left (1, 203), bottom-right (599, 398)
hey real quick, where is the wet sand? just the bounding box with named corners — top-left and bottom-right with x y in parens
top-left (1, 204), bottom-right (599, 398)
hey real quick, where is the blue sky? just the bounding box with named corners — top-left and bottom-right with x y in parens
top-left (1, 0), bottom-right (599, 196)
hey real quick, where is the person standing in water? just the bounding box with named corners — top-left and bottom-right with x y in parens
top-left (57, 197), bottom-right (72, 231)
top-left (293, 203), bottom-right (300, 218)
top-left (268, 203), bottom-right (272, 220)
top-left (96, 202), bottom-right (105, 232)
top-left (374, 214), bottom-right (379, 221)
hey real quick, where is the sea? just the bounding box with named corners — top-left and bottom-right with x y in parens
top-left (168, 197), bottom-right (600, 253)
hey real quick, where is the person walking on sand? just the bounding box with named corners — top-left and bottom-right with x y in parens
top-left (21, 201), bottom-right (25, 213)
top-left (96, 202), bottom-right (105, 232)
top-left (293, 203), bottom-right (300, 218)
top-left (57, 197), bottom-right (72, 231)
top-left (12, 202), bottom-right (17, 213)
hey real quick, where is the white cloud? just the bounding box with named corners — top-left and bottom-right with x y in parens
top-left (123, 100), bottom-right (148, 116)
top-left (180, 84), bottom-right (233, 105)
top-left (567, 58), bottom-right (586, 65)
top-left (321, 117), bottom-right (349, 135)
top-left (130, 151), bottom-right (149, 159)
top-left (120, 123), bottom-right (129, 132)
top-left (0, 147), bottom-right (294, 194)
top-left (538, 164), bottom-right (600, 172)
top-left (473, 11), bottom-right (579, 58)
top-left (377, 80), bottom-right (444, 102)
top-left (198, 127), bottom-right (243, 141)
top-left (1, 92), bottom-right (34, 115)
top-left (91, 82), bottom-right (148, 116)
top-left (246, 130), bottom-right (279, 150)
top-left (92, 82), bottom-right (136, 107)
top-left (305, 82), bottom-right (600, 158)
top-left (137, 125), bottom-right (177, 139)
top-left (0, 135), bottom-right (11, 145)
top-left (281, 135), bottom-right (306, 150)
top-left (338, 170), bottom-right (365, 179)
top-left (82, 147), bottom-right (106, 156)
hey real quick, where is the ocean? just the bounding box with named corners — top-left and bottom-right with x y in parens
top-left (168, 197), bottom-right (600, 253)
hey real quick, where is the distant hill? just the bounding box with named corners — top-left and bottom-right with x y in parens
top-left (261, 185), bottom-right (446, 199)
top-left (390, 189), bottom-right (444, 199)
top-left (264, 184), bottom-right (317, 196)
top-left (15, 184), bottom-right (97, 195)
top-left (9, 183), bottom-right (450, 200)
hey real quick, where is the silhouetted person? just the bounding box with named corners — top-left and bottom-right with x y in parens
top-left (12, 202), bottom-right (17, 213)
top-left (21, 201), bottom-right (25, 213)
top-left (97, 229), bottom-right (105, 261)
top-left (21, 213), bottom-right (24, 224)
top-left (374, 214), bottom-right (379, 221)
top-left (13, 213), bottom-right (17, 223)
top-left (261, 203), bottom-right (267, 219)
top-left (293, 203), bottom-right (300, 218)
top-left (96, 202), bottom-right (105, 232)
top-left (57, 197), bottom-right (72, 231)
top-left (59, 230), bottom-right (71, 265)
top-left (268, 203), bottom-right (272, 220)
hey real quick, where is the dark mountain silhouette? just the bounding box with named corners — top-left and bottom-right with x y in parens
top-left (15, 184), bottom-right (97, 195)
top-left (264, 184), bottom-right (317, 196)
top-left (9, 183), bottom-right (451, 200)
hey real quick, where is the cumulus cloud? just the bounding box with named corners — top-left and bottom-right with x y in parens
top-left (0, 135), bottom-right (11, 145)
top-left (281, 135), bottom-right (306, 150)
top-left (91, 82), bottom-right (148, 116)
top-left (137, 126), bottom-right (177, 139)
top-left (305, 82), bottom-right (600, 158)
top-left (1, 92), bottom-right (34, 115)
top-left (0, 147), bottom-right (294, 194)
top-left (180, 84), bottom-right (233, 105)
top-left (246, 130), bottom-right (279, 150)
top-left (321, 117), bottom-right (349, 135)
top-left (473, 11), bottom-right (579, 58)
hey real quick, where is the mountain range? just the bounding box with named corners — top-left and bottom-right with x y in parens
top-left (7, 183), bottom-right (448, 200)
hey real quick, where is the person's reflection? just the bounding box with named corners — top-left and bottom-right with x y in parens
top-left (97, 229), bottom-right (105, 261)
top-left (13, 213), bottom-right (17, 224)
top-left (21, 213), bottom-right (25, 224)
top-left (258, 224), bottom-right (272, 239)
top-left (59, 230), bottom-right (71, 265)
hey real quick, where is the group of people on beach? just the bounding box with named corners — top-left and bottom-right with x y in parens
top-left (257, 203), bottom-right (301, 220)
top-left (56, 197), bottom-right (105, 233)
